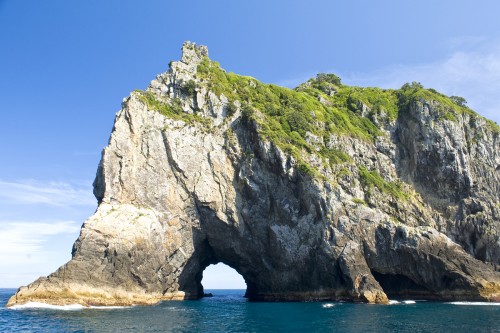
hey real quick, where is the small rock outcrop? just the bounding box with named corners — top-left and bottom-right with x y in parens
top-left (7, 42), bottom-right (500, 307)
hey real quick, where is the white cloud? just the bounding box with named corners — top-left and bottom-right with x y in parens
top-left (342, 42), bottom-right (500, 124)
top-left (0, 220), bottom-right (81, 287)
top-left (0, 179), bottom-right (95, 286)
top-left (0, 221), bottom-right (80, 257)
top-left (0, 179), bottom-right (96, 207)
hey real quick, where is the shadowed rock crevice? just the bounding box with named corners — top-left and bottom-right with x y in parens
top-left (371, 271), bottom-right (433, 299)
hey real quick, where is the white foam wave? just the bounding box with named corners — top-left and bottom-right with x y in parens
top-left (389, 300), bottom-right (416, 305)
top-left (10, 302), bottom-right (133, 311)
top-left (402, 300), bottom-right (416, 304)
top-left (448, 302), bottom-right (500, 306)
top-left (322, 303), bottom-right (334, 308)
top-left (90, 305), bottom-right (132, 309)
top-left (10, 302), bottom-right (85, 311)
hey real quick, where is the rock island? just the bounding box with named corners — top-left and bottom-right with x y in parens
top-left (7, 42), bottom-right (500, 306)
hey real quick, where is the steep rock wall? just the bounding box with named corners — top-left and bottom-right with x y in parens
top-left (396, 99), bottom-right (500, 263)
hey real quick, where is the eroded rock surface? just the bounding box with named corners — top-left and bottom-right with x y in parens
top-left (7, 42), bottom-right (500, 307)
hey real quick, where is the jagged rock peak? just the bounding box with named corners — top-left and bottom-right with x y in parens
top-left (181, 41), bottom-right (208, 66)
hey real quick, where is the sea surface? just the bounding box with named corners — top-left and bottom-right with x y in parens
top-left (1, 288), bottom-right (499, 332)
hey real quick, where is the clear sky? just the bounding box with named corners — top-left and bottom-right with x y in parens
top-left (0, 0), bottom-right (499, 289)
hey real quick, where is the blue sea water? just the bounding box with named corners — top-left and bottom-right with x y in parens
top-left (1, 288), bottom-right (499, 332)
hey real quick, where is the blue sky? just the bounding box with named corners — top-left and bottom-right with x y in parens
top-left (0, 0), bottom-right (499, 289)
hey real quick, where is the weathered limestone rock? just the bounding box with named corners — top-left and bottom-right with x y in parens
top-left (396, 100), bottom-right (500, 264)
top-left (7, 42), bottom-right (500, 307)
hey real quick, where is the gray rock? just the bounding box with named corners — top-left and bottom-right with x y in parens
top-left (396, 100), bottom-right (500, 264)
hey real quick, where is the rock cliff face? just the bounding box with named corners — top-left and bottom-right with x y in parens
top-left (7, 42), bottom-right (500, 307)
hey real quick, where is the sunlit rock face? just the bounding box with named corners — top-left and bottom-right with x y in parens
top-left (7, 42), bottom-right (500, 307)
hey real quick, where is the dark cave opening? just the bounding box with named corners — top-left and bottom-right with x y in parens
top-left (371, 271), bottom-right (434, 299)
top-left (179, 232), bottom-right (259, 300)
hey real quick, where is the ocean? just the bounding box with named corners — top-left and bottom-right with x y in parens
top-left (1, 288), bottom-right (499, 332)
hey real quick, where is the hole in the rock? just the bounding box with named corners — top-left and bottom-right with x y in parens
top-left (201, 263), bottom-right (246, 296)
top-left (371, 271), bottom-right (433, 299)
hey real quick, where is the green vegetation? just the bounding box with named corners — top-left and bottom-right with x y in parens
top-left (141, 56), bottom-right (500, 182)
top-left (136, 90), bottom-right (211, 127)
top-left (397, 82), bottom-right (500, 134)
top-left (316, 73), bottom-right (342, 86)
top-left (298, 74), bottom-right (399, 122)
top-left (196, 57), bottom-right (500, 177)
top-left (197, 58), bottom-right (378, 142)
top-left (336, 167), bottom-right (351, 179)
top-left (320, 146), bottom-right (352, 166)
top-left (352, 198), bottom-right (366, 205)
top-left (226, 101), bottom-right (237, 117)
top-left (297, 162), bottom-right (318, 177)
top-left (443, 112), bottom-right (458, 122)
top-left (358, 166), bottom-right (409, 201)
top-left (181, 80), bottom-right (197, 96)
top-left (195, 57), bottom-right (391, 174)
top-left (307, 73), bottom-right (341, 96)
top-left (450, 95), bottom-right (468, 107)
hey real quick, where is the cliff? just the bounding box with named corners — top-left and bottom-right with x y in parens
top-left (7, 42), bottom-right (500, 306)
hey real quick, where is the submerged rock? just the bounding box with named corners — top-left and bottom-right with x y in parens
top-left (7, 42), bottom-right (500, 307)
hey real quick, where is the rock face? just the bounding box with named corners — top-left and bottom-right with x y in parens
top-left (7, 42), bottom-right (500, 307)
